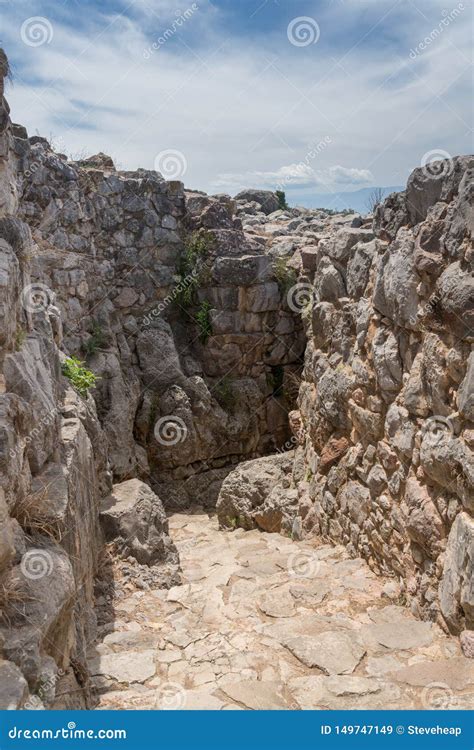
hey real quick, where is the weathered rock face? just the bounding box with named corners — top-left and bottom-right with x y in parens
top-left (101, 479), bottom-right (179, 573)
top-left (0, 54), bottom-right (179, 709)
top-left (216, 451), bottom-right (298, 533)
top-left (0, 41), bottom-right (472, 713)
top-left (284, 156), bottom-right (473, 630)
top-left (14, 144), bottom-right (304, 507)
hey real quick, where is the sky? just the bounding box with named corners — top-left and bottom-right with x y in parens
top-left (0, 0), bottom-right (472, 204)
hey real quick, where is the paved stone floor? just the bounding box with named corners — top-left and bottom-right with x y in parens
top-left (89, 513), bottom-right (473, 710)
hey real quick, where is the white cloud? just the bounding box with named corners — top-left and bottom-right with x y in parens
top-left (0, 0), bottom-right (471, 199)
top-left (213, 163), bottom-right (373, 192)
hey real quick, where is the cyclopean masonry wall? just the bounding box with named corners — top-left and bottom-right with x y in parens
top-left (1, 43), bottom-right (473, 712)
top-left (0, 53), bottom-right (179, 710)
top-left (14, 138), bottom-right (305, 509)
top-left (280, 156), bottom-right (473, 636)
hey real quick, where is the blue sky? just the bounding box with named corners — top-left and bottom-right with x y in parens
top-left (0, 0), bottom-right (472, 202)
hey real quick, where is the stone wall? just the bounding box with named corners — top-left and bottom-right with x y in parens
top-left (287, 156), bottom-right (473, 633)
top-left (0, 54), bottom-right (178, 709)
top-left (13, 140), bottom-right (304, 508)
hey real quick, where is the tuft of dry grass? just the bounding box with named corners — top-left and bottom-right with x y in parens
top-left (11, 487), bottom-right (63, 542)
top-left (0, 571), bottom-right (32, 626)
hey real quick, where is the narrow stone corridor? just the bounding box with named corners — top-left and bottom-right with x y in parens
top-left (89, 514), bottom-right (473, 710)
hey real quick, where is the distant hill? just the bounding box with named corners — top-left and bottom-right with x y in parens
top-left (297, 186), bottom-right (404, 214)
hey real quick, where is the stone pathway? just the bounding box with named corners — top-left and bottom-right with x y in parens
top-left (89, 513), bottom-right (473, 710)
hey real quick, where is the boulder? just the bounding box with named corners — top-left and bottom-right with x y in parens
top-left (439, 512), bottom-right (474, 633)
top-left (234, 189), bottom-right (280, 215)
top-left (100, 479), bottom-right (179, 569)
top-left (216, 452), bottom-right (296, 533)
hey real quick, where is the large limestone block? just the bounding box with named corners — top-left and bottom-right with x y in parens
top-left (458, 351), bottom-right (474, 422)
top-left (373, 227), bottom-right (418, 328)
top-left (216, 452), bottom-right (295, 532)
top-left (439, 512), bottom-right (474, 633)
top-left (101, 479), bottom-right (179, 567)
top-left (234, 189), bottom-right (280, 215)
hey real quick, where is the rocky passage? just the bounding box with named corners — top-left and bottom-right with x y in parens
top-left (0, 47), bottom-right (472, 711)
top-left (89, 513), bottom-right (473, 711)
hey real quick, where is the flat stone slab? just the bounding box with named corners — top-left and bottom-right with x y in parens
top-left (90, 650), bottom-right (156, 684)
top-left (181, 690), bottom-right (227, 710)
top-left (392, 658), bottom-right (474, 690)
top-left (221, 681), bottom-right (293, 710)
top-left (283, 631), bottom-right (366, 675)
top-left (259, 588), bottom-right (296, 618)
top-left (288, 675), bottom-right (402, 710)
top-left (0, 661), bottom-right (28, 709)
top-left (325, 675), bottom-right (383, 696)
top-left (363, 621), bottom-right (434, 650)
top-left (365, 655), bottom-right (403, 677)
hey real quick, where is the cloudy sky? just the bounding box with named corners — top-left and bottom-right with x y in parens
top-left (0, 0), bottom-right (471, 203)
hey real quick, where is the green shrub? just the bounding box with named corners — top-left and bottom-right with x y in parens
top-left (215, 377), bottom-right (236, 412)
top-left (272, 257), bottom-right (297, 295)
top-left (176, 230), bottom-right (216, 307)
top-left (195, 300), bottom-right (213, 344)
top-left (276, 190), bottom-right (289, 211)
top-left (267, 365), bottom-right (284, 397)
top-left (14, 327), bottom-right (27, 351)
top-left (62, 357), bottom-right (99, 397)
top-left (85, 322), bottom-right (106, 356)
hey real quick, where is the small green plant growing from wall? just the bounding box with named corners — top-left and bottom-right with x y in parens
top-left (85, 321), bottom-right (106, 356)
top-left (14, 327), bottom-right (27, 351)
top-left (272, 257), bottom-right (297, 296)
top-left (215, 377), bottom-right (237, 413)
top-left (195, 300), bottom-right (213, 343)
top-left (62, 357), bottom-right (99, 397)
top-left (267, 365), bottom-right (284, 398)
top-left (177, 230), bottom-right (216, 307)
top-left (276, 190), bottom-right (289, 211)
